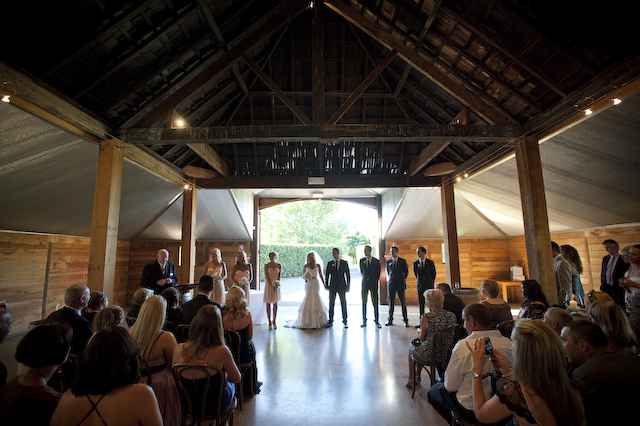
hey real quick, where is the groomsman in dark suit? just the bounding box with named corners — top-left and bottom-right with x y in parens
top-left (326, 248), bottom-right (351, 328)
top-left (359, 245), bottom-right (381, 328)
top-left (386, 246), bottom-right (410, 327)
top-left (414, 246), bottom-right (437, 319)
top-left (600, 239), bottom-right (629, 307)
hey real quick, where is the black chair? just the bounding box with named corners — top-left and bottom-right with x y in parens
top-left (173, 365), bottom-right (235, 426)
top-left (224, 331), bottom-right (247, 410)
top-left (48, 353), bottom-right (79, 393)
top-left (410, 326), bottom-right (456, 399)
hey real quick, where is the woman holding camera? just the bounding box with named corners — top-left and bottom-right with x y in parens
top-left (467, 320), bottom-right (584, 426)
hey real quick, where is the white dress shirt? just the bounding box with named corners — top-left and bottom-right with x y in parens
top-left (444, 330), bottom-right (513, 410)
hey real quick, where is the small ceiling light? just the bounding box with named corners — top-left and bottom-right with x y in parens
top-left (174, 117), bottom-right (187, 128)
top-left (1, 95), bottom-right (10, 103)
top-left (613, 98), bottom-right (622, 105)
top-left (183, 184), bottom-right (191, 191)
top-left (456, 176), bottom-right (462, 183)
top-left (309, 1), bottom-right (314, 8)
top-left (584, 108), bottom-right (593, 116)
top-left (463, 172), bottom-right (469, 178)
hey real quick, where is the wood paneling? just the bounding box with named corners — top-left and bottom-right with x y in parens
top-left (385, 238), bottom-right (510, 305)
top-left (0, 231), bottom-right (129, 335)
top-left (509, 224), bottom-right (640, 293)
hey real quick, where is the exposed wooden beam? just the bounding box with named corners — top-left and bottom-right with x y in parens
top-left (124, 0), bottom-right (307, 128)
top-left (1, 63), bottom-right (109, 141)
top-left (88, 140), bottom-right (123, 299)
top-left (121, 124), bottom-right (520, 145)
top-left (515, 136), bottom-right (556, 304)
top-left (243, 58), bottom-right (311, 125)
top-left (121, 145), bottom-right (190, 186)
top-left (186, 143), bottom-right (229, 176)
top-left (179, 186), bottom-right (197, 284)
top-left (326, 51), bottom-right (397, 124)
top-left (196, 0), bottom-right (248, 95)
top-left (324, 0), bottom-right (516, 125)
top-left (440, 6), bottom-right (567, 98)
top-left (197, 174), bottom-right (440, 189)
top-left (409, 142), bottom-right (450, 176)
top-left (183, 165), bottom-right (217, 179)
top-left (312, 2), bottom-right (326, 124)
top-left (441, 179), bottom-right (461, 287)
top-left (394, 0), bottom-right (442, 97)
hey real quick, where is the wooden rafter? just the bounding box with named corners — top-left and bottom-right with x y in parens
top-left (186, 143), bottom-right (229, 176)
top-left (324, 0), bottom-right (516, 125)
top-left (408, 142), bottom-right (449, 176)
top-left (122, 0), bottom-right (307, 128)
top-left (120, 124), bottom-right (521, 145)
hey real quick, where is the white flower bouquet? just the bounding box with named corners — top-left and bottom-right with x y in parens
top-left (272, 280), bottom-right (281, 289)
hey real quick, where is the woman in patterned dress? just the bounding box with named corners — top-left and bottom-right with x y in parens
top-left (264, 252), bottom-right (282, 330)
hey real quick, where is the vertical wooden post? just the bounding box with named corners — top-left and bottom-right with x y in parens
top-left (515, 135), bottom-right (556, 303)
top-left (252, 195), bottom-right (260, 290)
top-left (441, 180), bottom-right (461, 287)
top-left (180, 185), bottom-right (197, 284)
top-left (377, 195), bottom-right (388, 304)
top-left (312, 1), bottom-right (325, 125)
top-left (88, 140), bottom-right (123, 300)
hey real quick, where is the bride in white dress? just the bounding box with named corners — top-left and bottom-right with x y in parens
top-left (290, 252), bottom-right (328, 329)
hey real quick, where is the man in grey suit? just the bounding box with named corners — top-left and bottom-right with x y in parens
top-left (359, 245), bottom-right (381, 328)
top-left (326, 248), bottom-right (350, 328)
top-left (386, 246), bottom-right (410, 327)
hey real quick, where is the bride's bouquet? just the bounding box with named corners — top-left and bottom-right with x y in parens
top-left (272, 280), bottom-right (280, 289)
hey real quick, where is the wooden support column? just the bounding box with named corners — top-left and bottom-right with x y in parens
top-left (252, 195), bottom-right (260, 290)
top-left (515, 135), bottom-right (556, 304)
top-left (88, 140), bottom-right (123, 299)
top-left (441, 180), bottom-right (461, 287)
top-left (180, 185), bottom-right (197, 284)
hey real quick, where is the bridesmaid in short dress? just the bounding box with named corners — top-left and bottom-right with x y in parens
top-left (203, 248), bottom-right (228, 306)
top-left (232, 251), bottom-right (253, 305)
top-left (264, 252), bottom-right (282, 330)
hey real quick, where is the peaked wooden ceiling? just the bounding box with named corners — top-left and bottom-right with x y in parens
top-left (2, 0), bottom-right (639, 186)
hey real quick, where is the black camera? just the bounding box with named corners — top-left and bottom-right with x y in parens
top-left (484, 337), bottom-right (494, 356)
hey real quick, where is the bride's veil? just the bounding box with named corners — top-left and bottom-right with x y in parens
top-left (310, 250), bottom-right (324, 270)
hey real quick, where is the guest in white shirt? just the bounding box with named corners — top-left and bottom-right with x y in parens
top-left (428, 303), bottom-right (512, 423)
top-left (551, 241), bottom-right (573, 307)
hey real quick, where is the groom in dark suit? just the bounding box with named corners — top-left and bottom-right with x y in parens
top-left (414, 246), bottom-right (437, 318)
top-left (326, 247), bottom-right (350, 328)
top-left (359, 245), bottom-right (381, 328)
top-left (386, 246), bottom-right (409, 327)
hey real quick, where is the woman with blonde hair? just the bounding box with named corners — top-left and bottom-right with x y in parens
top-left (231, 250), bottom-right (253, 304)
top-left (204, 247), bottom-right (228, 306)
top-left (173, 305), bottom-right (240, 411)
top-left (406, 288), bottom-right (456, 388)
top-left (130, 296), bottom-right (181, 426)
top-left (468, 320), bottom-right (585, 426)
top-left (588, 300), bottom-right (637, 353)
top-left (561, 244), bottom-right (586, 308)
top-left (223, 286), bottom-right (261, 395)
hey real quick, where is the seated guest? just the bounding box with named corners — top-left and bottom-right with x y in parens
top-left (468, 320), bottom-right (584, 426)
top-left (407, 289), bottom-right (457, 388)
top-left (437, 283), bottom-right (465, 324)
top-left (130, 296), bottom-right (181, 426)
top-left (588, 300), bottom-right (637, 353)
top-left (427, 303), bottom-right (512, 423)
top-left (479, 280), bottom-right (512, 329)
top-left (562, 320), bottom-right (640, 425)
top-left (128, 288), bottom-right (153, 323)
top-left (0, 324), bottom-right (69, 426)
top-left (141, 249), bottom-right (177, 294)
top-left (0, 301), bottom-right (12, 385)
top-left (173, 305), bottom-right (241, 412)
top-left (517, 279), bottom-right (548, 320)
top-left (93, 305), bottom-right (128, 332)
top-left (161, 287), bottom-right (183, 333)
top-left (585, 289), bottom-right (613, 308)
top-left (544, 306), bottom-right (573, 336)
top-left (50, 327), bottom-right (162, 426)
top-left (621, 244), bottom-right (640, 309)
top-left (82, 291), bottom-right (107, 327)
top-left (46, 283), bottom-right (92, 354)
top-left (181, 275), bottom-right (222, 324)
top-left (223, 286), bottom-right (261, 396)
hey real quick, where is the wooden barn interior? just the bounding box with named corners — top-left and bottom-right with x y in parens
top-left (1, 1), bottom-right (639, 425)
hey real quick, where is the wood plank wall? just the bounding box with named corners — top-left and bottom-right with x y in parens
top-left (510, 225), bottom-right (640, 293)
top-left (0, 231), bottom-right (129, 334)
top-left (384, 238), bottom-right (511, 305)
top-left (128, 239), bottom-right (252, 301)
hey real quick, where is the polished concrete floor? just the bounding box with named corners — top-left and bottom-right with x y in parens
top-left (235, 304), bottom-right (448, 426)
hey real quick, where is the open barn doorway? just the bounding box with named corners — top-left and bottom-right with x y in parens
top-left (258, 198), bottom-right (380, 321)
